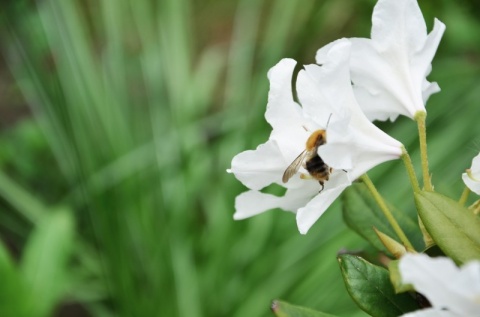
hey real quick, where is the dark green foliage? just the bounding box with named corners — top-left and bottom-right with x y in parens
top-left (338, 255), bottom-right (419, 317)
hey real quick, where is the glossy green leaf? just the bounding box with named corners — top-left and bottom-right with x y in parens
top-left (271, 300), bottom-right (339, 317)
top-left (20, 208), bottom-right (74, 317)
top-left (342, 183), bottom-right (423, 252)
top-left (415, 190), bottom-right (480, 264)
top-left (338, 254), bottom-right (419, 317)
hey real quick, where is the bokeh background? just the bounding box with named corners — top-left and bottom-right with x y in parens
top-left (0, 0), bottom-right (479, 316)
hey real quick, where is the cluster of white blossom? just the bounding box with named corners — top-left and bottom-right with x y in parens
top-left (229, 1), bottom-right (480, 315)
top-left (228, 0), bottom-right (444, 234)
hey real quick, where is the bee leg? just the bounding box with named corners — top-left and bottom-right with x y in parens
top-left (318, 181), bottom-right (325, 193)
top-left (300, 173), bottom-right (313, 180)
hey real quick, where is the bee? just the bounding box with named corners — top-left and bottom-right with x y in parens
top-left (282, 129), bottom-right (332, 192)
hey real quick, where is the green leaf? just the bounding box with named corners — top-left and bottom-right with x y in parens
top-left (20, 208), bottom-right (75, 317)
top-left (373, 227), bottom-right (407, 258)
top-left (415, 190), bottom-right (480, 264)
top-left (342, 183), bottom-right (423, 252)
top-left (271, 300), bottom-right (339, 317)
top-left (0, 241), bottom-right (29, 317)
top-left (338, 254), bottom-right (419, 317)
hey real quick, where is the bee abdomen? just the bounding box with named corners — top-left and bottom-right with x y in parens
top-left (306, 155), bottom-right (329, 177)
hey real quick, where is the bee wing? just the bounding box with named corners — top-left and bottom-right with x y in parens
top-left (282, 150), bottom-right (310, 183)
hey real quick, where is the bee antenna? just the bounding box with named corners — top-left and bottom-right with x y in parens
top-left (326, 113), bottom-right (333, 128)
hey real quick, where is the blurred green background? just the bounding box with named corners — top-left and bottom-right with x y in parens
top-left (0, 0), bottom-right (479, 316)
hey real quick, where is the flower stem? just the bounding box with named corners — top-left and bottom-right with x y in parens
top-left (403, 129), bottom-right (434, 248)
top-left (459, 186), bottom-right (470, 206)
top-left (401, 146), bottom-right (420, 193)
top-left (415, 111), bottom-right (433, 191)
top-left (401, 146), bottom-right (433, 247)
top-left (360, 174), bottom-right (415, 250)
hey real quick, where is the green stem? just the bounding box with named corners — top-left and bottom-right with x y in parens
top-left (401, 145), bottom-right (433, 248)
top-left (415, 111), bottom-right (433, 191)
top-left (401, 146), bottom-right (434, 248)
top-left (360, 174), bottom-right (415, 250)
top-left (401, 146), bottom-right (420, 193)
top-left (459, 186), bottom-right (470, 207)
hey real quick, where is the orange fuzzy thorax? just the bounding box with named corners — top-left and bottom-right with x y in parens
top-left (305, 130), bottom-right (327, 151)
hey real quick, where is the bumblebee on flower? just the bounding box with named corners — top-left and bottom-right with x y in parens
top-left (228, 40), bottom-right (403, 234)
top-left (226, 0), bottom-right (480, 315)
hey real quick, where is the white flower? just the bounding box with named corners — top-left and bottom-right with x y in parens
top-left (462, 153), bottom-right (480, 195)
top-left (228, 40), bottom-right (402, 234)
top-left (399, 254), bottom-right (480, 317)
top-left (317, 0), bottom-right (446, 122)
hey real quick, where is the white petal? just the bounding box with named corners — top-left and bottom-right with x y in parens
top-left (414, 18), bottom-right (445, 106)
top-left (462, 173), bottom-right (480, 195)
top-left (342, 0), bottom-right (445, 121)
top-left (299, 40), bottom-right (353, 127)
top-left (422, 19), bottom-right (447, 64)
top-left (422, 80), bottom-right (441, 105)
top-left (470, 153), bottom-right (480, 175)
top-left (265, 59), bottom-right (304, 131)
top-left (371, 0), bottom-right (427, 52)
top-left (351, 37), bottom-right (424, 120)
top-left (413, 18), bottom-right (446, 88)
top-left (229, 59), bottom-right (310, 192)
top-left (269, 122), bottom-right (311, 172)
top-left (304, 40), bottom-right (403, 179)
top-left (228, 140), bottom-right (285, 190)
top-left (462, 153), bottom-right (480, 195)
top-left (233, 191), bottom-right (282, 220)
top-left (352, 84), bottom-right (401, 122)
top-left (233, 184), bottom-right (318, 220)
top-left (459, 260), bottom-right (480, 294)
top-left (320, 115), bottom-right (402, 180)
top-left (296, 171), bottom-right (351, 234)
top-left (315, 39), bottom-right (342, 65)
top-left (399, 254), bottom-right (480, 315)
top-left (265, 59), bottom-right (318, 164)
